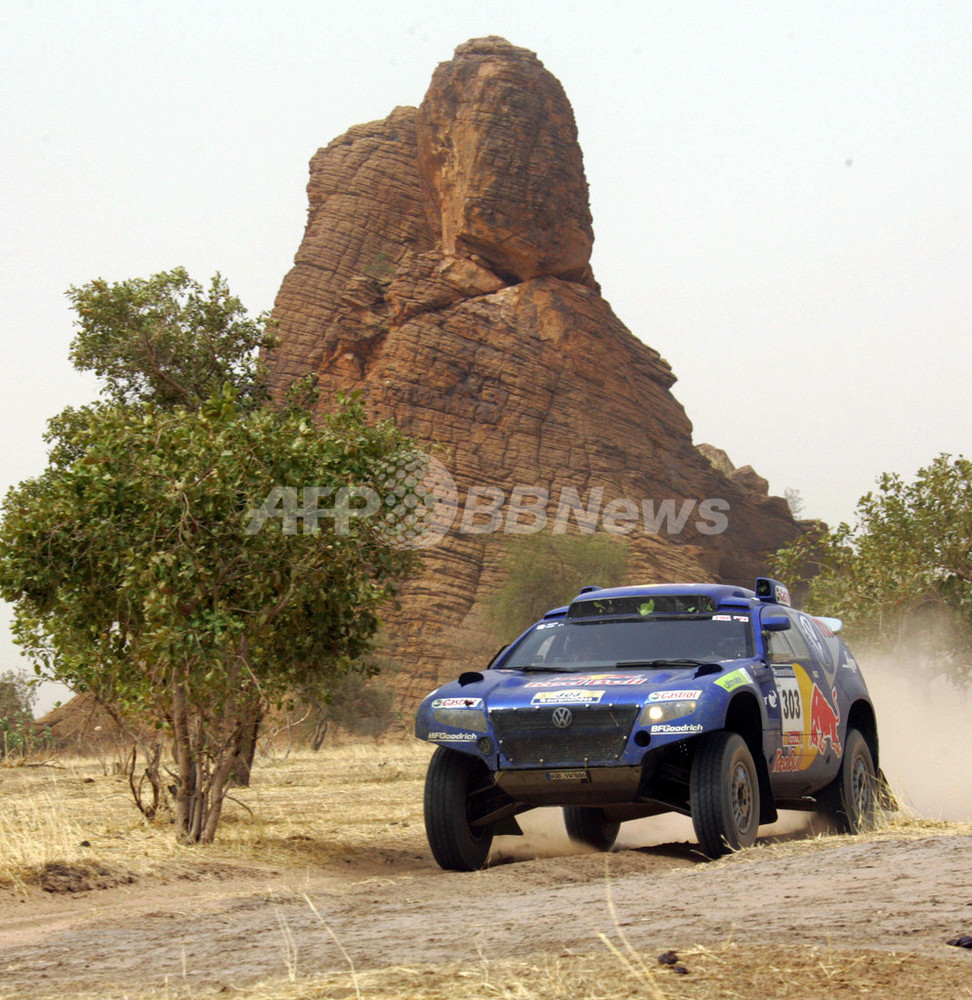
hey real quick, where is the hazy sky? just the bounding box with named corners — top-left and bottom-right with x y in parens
top-left (2, 1), bottom-right (970, 709)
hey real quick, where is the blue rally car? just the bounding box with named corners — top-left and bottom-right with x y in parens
top-left (415, 578), bottom-right (881, 869)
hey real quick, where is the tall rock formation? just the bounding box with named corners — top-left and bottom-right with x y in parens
top-left (268, 37), bottom-right (804, 703)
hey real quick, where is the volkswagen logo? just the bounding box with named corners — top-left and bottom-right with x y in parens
top-left (551, 707), bottom-right (573, 729)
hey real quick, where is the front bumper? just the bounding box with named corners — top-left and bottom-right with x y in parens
top-left (493, 764), bottom-right (644, 806)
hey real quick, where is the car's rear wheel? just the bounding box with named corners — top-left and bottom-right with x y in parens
top-left (815, 728), bottom-right (876, 833)
top-left (424, 746), bottom-right (494, 871)
top-left (563, 806), bottom-right (621, 851)
top-left (690, 731), bottom-right (760, 859)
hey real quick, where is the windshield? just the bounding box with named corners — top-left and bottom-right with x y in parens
top-left (503, 615), bottom-right (754, 670)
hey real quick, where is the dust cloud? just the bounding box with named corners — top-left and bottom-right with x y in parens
top-left (491, 805), bottom-right (815, 864)
top-left (488, 806), bottom-right (691, 864)
top-left (862, 653), bottom-right (972, 821)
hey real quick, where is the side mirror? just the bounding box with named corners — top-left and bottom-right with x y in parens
top-left (762, 616), bottom-right (791, 632)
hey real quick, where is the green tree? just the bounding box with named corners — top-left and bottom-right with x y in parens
top-left (67, 268), bottom-right (276, 411)
top-left (486, 531), bottom-right (630, 639)
top-left (0, 271), bottom-right (421, 841)
top-left (772, 454), bottom-right (972, 683)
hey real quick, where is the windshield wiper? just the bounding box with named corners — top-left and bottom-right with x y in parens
top-left (517, 664), bottom-right (618, 673)
top-left (615, 658), bottom-right (717, 669)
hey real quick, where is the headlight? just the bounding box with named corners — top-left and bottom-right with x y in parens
top-left (637, 700), bottom-right (698, 726)
top-left (433, 708), bottom-right (488, 732)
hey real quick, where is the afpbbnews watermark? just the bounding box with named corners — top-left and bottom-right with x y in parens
top-left (244, 453), bottom-right (730, 549)
top-left (444, 487), bottom-right (729, 536)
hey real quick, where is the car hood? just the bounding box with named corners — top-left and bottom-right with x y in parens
top-left (420, 661), bottom-right (754, 712)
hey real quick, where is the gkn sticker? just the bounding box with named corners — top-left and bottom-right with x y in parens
top-left (531, 689), bottom-right (605, 705)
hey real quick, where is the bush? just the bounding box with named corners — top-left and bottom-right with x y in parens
top-left (486, 532), bottom-right (630, 640)
top-left (0, 670), bottom-right (52, 759)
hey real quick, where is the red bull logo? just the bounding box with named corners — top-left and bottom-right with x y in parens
top-left (525, 673), bottom-right (646, 688)
top-left (807, 685), bottom-right (842, 758)
top-left (773, 748), bottom-right (804, 772)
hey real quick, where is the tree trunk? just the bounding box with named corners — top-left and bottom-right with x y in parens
top-left (311, 709), bottom-right (328, 752)
top-left (230, 699), bottom-right (263, 787)
top-left (127, 738), bottom-right (165, 820)
top-left (200, 744), bottom-right (240, 843)
top-left (168, 659), bottom-right (265, 843)
top-left (170, 674), bottom-right (205, 843)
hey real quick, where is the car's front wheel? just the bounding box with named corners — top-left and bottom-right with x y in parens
top-left (815, 728), bottom-right (876, 833)
top-left (690, 731), bottom-right (760, 859)
top-left (423, 746), bottom-right (494, 871)
top-left (563, 806), bottom-right (621, 851)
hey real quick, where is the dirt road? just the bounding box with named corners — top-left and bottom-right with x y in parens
top-left (2, 811), bottom-right (970, 999)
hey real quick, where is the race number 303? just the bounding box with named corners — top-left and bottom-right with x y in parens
top-left (773, 667), bottom-right (804, 733)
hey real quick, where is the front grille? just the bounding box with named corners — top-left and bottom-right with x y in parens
top-left (490, 706), bottom-right (639, 766)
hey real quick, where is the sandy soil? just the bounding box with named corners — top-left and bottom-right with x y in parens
top-left (2, 808), bottom-right (970, 999)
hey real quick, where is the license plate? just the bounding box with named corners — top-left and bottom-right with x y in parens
top-left (546, 769), bottom-right (590, 782)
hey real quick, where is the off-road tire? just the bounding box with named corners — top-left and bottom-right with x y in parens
top-left (424, 746), bottom-right (494, 871)
top-left (563, 806), bottom-right (621, 851)
top-left (690, 730), bottom-right (760, 859)
top-left (816, 727), bottom-right (877, 834)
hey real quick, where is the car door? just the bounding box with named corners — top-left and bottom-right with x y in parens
top-left (763, 609), bottom-right (810, 785)
top-left (790, 610), bottom-right (844, 787)
top-left (763, 606), bottom-right (843, 789)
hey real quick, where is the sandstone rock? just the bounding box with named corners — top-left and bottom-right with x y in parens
top-left (267, 39), bottom-right (807, 702)
top-left (697, 443), bottom-right (735, 477)
top-left (385, 250), bottom-right (505, 324)
top-left (417, 36), bottom-right (595, 285)
top-left (728, 465), bottom-right (770, 496)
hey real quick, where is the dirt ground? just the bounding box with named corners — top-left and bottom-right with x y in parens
top-left (2, 805), bottom-right (971, 1000)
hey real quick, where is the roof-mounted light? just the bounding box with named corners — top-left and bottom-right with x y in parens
top-left (755, 577), bottom-right (791, 606)
top-left (567, 594), bottom-right (717, 619)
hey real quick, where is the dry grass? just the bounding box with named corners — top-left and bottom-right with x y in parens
top-left (3, 741), bottom-right (971, 1000)
top-left (0, 737), bottom-right (434, 891)
top-left (230, 944), bottom-right (971, 1000)
top-left (32, 939), bottom-right (972, 1000)
top-left (720, 804), bottom-right (972, 871)
top-left (4, 738), bottom-right (967, 891)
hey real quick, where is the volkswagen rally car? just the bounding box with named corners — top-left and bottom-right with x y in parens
top-left (415, 578), bottom-right (880, 869)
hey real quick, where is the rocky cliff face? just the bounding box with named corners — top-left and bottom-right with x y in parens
top-left (267, 37), bottom-right (805, 703)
